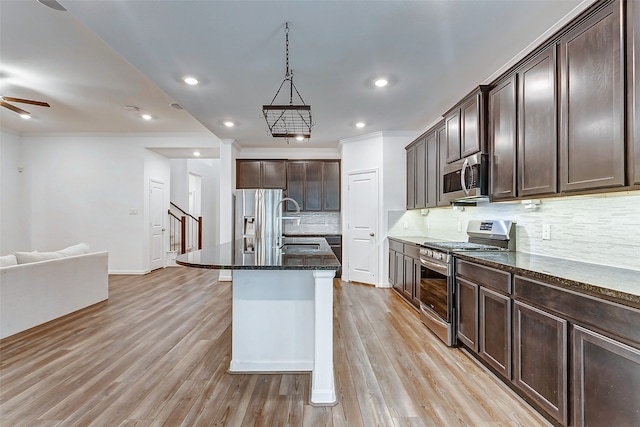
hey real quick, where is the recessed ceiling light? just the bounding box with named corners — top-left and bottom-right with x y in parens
top-left (374, 78), bottom-right (388, 88)
top-left (20, 114), bottom-right (31, 119)
top-left (183, 76), bottom-right (199, 86)
top-left (193, 151), bottom-right (201, 157)
top-left (296, 135), bottom-right (304, 141)
top-left (355, 122), bottom-right (366, 128)
top-left (224, 121), bottom-right (235, 127)
top-left (141, 114), bottom-right (152, 120)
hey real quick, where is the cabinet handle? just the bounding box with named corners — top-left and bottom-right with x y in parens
top-left (370, 232), bottom-right (375, 237)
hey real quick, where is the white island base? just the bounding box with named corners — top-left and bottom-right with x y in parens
top-left (229, 269), bottom-right (337, 406)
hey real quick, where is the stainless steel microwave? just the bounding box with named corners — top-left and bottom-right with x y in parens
top-left (441, 153), bottom-right (489, 203)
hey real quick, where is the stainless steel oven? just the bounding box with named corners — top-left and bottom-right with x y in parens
top-left (418, 248), bottom-right (454, 345)
top-left (417, 220), bottom-right (516, 347)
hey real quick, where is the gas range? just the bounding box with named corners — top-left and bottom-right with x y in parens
top-left (417, 220), bottom-right (515, 347)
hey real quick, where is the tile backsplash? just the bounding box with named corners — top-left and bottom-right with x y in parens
top-left (388, 190), bottom-right (640, 271)
top-left (283, 212), bottom-right (341, 235)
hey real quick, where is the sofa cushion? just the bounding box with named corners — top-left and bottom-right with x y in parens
top-left (0, 254), bottom-right (18, 267)
top-left (57, 243), bottom-right (91, 257)
top-left (15, 251), bottom-right (64, 264)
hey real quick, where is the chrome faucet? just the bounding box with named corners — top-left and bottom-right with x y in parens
top-left (274, 197), bottom-right (301, 247)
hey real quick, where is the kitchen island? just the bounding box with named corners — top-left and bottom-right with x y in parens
top-left (176, 237), bottom-right (340, 406)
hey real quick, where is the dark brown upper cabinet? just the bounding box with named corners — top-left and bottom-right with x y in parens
top-left (425, 131), bottom-right (438, 208)
top-left (285, 160), bottom-right (340, 212)
top-left (236, 160), bottom-right (287, 189)
top-left (489, 46), bottom-right (559, 201)
top-left (406, 123), bottom-right (441, 210)
top-left (445, 110), bottom-right (461, 163)
top-left (406, 142), bottom-right (416, 209)
top-left (630, 0), bottom-right (640, 186)
top-left (558, 0), bottom-right (625, 192)
top-left (518, 45), bottom-right (558, 197)
top-left (322, 161), bottom-right (341, 211)
top-left (406, 137), bottom-right (426, 209)
top-left (489, 75), bottom-right (517, 200)
top-left (444, 86), bottom-right (490, 164)
top-left (436, 122), bottom-right (449, 206)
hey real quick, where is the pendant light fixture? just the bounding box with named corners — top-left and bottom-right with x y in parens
top-left (262, 22), bottom-right (313, 143)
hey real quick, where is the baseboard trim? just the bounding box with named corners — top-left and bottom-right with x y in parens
top-left (108, 269), bottom-right (150, 275)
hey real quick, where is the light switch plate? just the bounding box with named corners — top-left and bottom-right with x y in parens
top-left (542, 224), bottom-right (551, 240)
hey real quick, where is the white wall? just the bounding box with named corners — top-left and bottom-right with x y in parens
top-left (340, 131), bottom-right (417, 286)
top-left (10, 132), bottom-right (218, 273)
top-left (0, 130), bottom-right (29, 253)
top-left (389, 190), bottom-right (640, 272)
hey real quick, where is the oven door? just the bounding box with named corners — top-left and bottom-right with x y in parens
top-left (418, 257), bottom-right (454, 346)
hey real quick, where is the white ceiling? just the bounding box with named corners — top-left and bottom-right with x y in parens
top-left (1, 0), bottom-right (590, 151)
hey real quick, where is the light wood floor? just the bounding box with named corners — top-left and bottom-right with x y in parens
top-left (0, 267), bottom-right (552, 426)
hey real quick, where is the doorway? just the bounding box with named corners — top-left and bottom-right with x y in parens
top-left (347, 170), bottom-right (378, 285)
top-left (150, 179), bottom-right (165, 271)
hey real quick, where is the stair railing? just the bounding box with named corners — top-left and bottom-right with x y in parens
top-left (168, 202), bottom-right (203, 254)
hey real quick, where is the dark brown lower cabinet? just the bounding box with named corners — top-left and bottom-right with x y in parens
top-left (513, 300), bottom-right (568, 425)
top-left (403, 256), bottom-right (415, 304)
top-left (479, 287), bottom-right (511, 379)
top-left (388, 249), bottom-right (396, 287)
top-left (456, 277), bottom-right (479, 352)
top-left (573, 325), bottom-right (640, 427)
top-left (395, 251), bottom-right (404, 295)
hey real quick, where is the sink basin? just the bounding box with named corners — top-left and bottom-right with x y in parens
top-left (280, 243), bottom-right (320, 252)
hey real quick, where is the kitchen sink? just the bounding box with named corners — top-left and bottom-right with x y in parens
top-left (279, 243), bottom-right (320, 252)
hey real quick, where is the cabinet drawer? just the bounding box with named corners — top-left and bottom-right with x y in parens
top-left (456, 260), bottom-right (511, 294)
top-left (389, 239), bottom-right (404, 252)
top-left (403, 244), bottom-right (420, 259)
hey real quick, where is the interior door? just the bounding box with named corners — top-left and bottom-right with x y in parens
top-left (150, 180), bottom-right (165, 271)
top-left (347, 170), bottom-right (378, 285)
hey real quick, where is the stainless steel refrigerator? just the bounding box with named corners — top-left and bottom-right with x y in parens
top-left (235, 189), bottom-right (283, 258)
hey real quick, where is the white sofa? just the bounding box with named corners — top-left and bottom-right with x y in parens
top-left (0, 246), bottom-right (109, 340)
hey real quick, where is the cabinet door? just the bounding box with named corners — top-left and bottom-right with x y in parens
top-left (479, 287), bottom-right (511, 379)
top-left (395, 252), bottom-right (405, 293)
top-left (456, 276), bottom-right (479, 352)
top-left (425, 132), bottom-right (438, 208)
top-left (236, 160), bottom-right (262, 189)
top-left (415, 139), bottom-right (427, 208)
top-left (304, 161), bottom-right (322, 211)
top-left (513, 300), bottom-right (568, 425)
top-left (412, 258), bottom-right (421, 307)
top-left (388, 249), bottom-right (396, 287)
top-left (322, 161), bottom-right (340, 211)
top-left (403, 256), bottom-right (414, 302)
top-left (286, 162), bottom-right (305, 211)
top-left (406, 146), bottom-right (416, 209)
top-left (445, 110), bottom-right (461, 163)
top-left (262, 160), bottom-right (287, 189)
top-left (630, 0), bottom-right (640, 185)
top-left (436, 124), bottom-right (449, 206)
top-left (489, 75), bottom-right (517, 200)
top-left (573, 325), bottom-right (640, 427)
top-left (460, 94), bottom-right (481, 158)
top-left (559, 1), bottom-right (624, 192)
top-left (518, 46), bottom-right (558, 196)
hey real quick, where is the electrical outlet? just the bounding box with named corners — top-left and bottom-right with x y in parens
top-left (129, 208), bottom-right (138, 215)
top-left (542, 224), bottom-right (551, 240)
top-left (457, 221), bottom-right (462, 233)
top-left (403, 220), bottom-right (409, 229)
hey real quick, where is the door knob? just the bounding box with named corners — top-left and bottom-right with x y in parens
top-left (369, 232), bottom-right (375, 237)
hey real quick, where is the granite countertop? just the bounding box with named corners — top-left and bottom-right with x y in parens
top-left (176, 237), bottom-right (340, 271)
top-left (388, 235), bottom-right (640, 308)
top-left (284, 232), bottom-right (341, 237)
top-left (454, 251), bottom-right (640, 308)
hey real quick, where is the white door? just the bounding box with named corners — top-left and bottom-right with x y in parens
top-left (150, 180), bottom-right (165, 270)
top-left (347, 170), bottom-right (378, 285)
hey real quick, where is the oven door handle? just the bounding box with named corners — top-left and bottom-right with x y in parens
top-left (419, 258), bottom-right (450, 276)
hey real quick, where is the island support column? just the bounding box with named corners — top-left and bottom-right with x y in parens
top-left (311, 270), bottom-right (337, 406)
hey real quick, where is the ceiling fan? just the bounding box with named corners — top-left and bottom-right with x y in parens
top-left (0, 96), bottom-right (50, 118)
